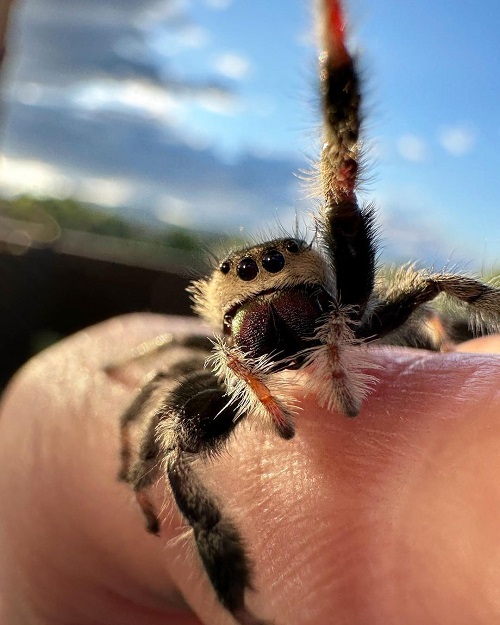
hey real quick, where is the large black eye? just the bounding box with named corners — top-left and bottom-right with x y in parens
top-left (285, 239), bottom-right (299, 253)
top-left (262, 249), bottom-right (285, 273)
top-left (219, 261), bottom-right (231, 274)
top-left (237, 257), bottom-right (259, 281)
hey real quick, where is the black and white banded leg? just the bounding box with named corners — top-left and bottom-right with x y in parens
top-left (118, 349), bottom-right (270, 624)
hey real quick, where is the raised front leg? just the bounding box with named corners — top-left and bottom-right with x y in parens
top-left (318, 0), bottom-right (377, 314)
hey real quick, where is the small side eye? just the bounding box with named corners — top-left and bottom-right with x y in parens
top-left (220, 261), bottom-right (231, 274)
top-left (237, 257), bottom-right (259, 281)
top-left (262, 249), bottom-right (285, 273)
top-left (285, 240), bottom-right (300, 253)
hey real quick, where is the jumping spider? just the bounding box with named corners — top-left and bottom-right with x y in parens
top-left (112, 1), bottom-right (500, 623)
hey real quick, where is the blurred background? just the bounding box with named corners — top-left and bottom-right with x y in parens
top-left (0, 0), bottom-right (499, 386)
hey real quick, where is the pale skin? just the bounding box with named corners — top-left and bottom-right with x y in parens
top-left (0, 314), bottom-right (499, 625)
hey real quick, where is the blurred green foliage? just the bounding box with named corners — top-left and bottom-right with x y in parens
top-left (0, 194), bottom-right (240, 253)
top-left (0, 194), bottom-right (134, 238)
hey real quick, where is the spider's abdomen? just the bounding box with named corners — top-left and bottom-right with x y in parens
top-left (230, 286), bottom-right (331, 368)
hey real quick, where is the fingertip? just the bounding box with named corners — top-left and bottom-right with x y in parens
top-left (455, 334), bottom-right (500, 354)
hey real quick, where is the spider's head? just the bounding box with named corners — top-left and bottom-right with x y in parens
top-left (190, 238), bottom-right (333, 367)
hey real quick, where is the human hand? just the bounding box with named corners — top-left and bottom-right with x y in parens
top-left (0, 314), bottom-right (499, 625)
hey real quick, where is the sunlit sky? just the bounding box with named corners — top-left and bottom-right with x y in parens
top-left (1, 0), bottom-right (499, 269)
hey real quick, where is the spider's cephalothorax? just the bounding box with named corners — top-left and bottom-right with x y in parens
top-left (113, 1), bottom-right (500, 623)
top-left (192, 237), bottom-right (333, 367)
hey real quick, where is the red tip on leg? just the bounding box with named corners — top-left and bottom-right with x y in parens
top-left (329, 0), bottom-right (346, 41)
top-left (324, 0), bottom-right (350, 66)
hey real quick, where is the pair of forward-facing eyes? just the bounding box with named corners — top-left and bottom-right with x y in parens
top-left (218, 238), bottom-right (308, 282)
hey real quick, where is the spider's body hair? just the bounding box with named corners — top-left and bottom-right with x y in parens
top-left (318, 0), bottom-right (362, 203)
top-left (304, 306), bottom-right (379, 416)
top-left (358, 264), bottom-right (500, 344)
top-left (189, 238), bottom-right (331, 330)
top-left (207, 337), bottom-right (301, 440)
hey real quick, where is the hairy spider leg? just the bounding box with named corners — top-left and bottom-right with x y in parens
top-left (319, 0), bottom-right (376, 313)
top-left (357, 267), bottom-right (500, 341)
top-left (119, 362), bottom-right (207, 534)
top-left (305, 303), bottom-right (378, 416)
top-left (119, 372), bottom-right (169, 485)
top-left (105, 333), bottom-right (213, 378)
top-left (114, 334), bottom-right (211, 533)
top-left (167, 451), bottom-right (266, 624)
top-left (304, 0), bottom-right (377, 417)
top-left (373, 305), bottom-right (457, 351)
top-left (115, 338), bottom-right (268, 623)
top-left (156, 369), bottom-right (270, 624)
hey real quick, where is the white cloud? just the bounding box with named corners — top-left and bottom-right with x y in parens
top-left (143, 23), bottom-right (210, 59)
top-left (213, 53), bottom-right (251, 80)
top-left (0, 157), bottom-right (72, 199)
top-left (194, 89), bottom-right (242, 116)
top-left (176, 24), bottom-right (211, 49)
top-left (155, 195), bottom-right (194, 227)
top-left (69, 79), bottom-right (182, 124)
top-left (438, 124), bottom-right (476, 156)
top-left (9, 78), bottom-right (186, 128)
top-left (73, 177), bottom-right (136, 208)
top-left (0, 156), bottom-right (135, 208)
top-left (14, 82), bottom-right (44, 106)
top-left (397, 134), bottom-right (428, 162)
top-left (136, 0), bottom-right (190, 25)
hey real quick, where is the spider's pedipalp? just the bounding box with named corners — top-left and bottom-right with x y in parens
top-left (207, 338), bottom-right (300, 440)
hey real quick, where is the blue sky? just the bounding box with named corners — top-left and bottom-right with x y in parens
top-left (1, 0), bottom-right (499, 270)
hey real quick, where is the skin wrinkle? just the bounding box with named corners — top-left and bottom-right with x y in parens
top-left (218, 423), bottom-right (389, 622)
top-left (207, 428), bottom-right (337, 621)
top-left (311, 441), bottom-right (411, 620)
top-left (380, 351), bottom-right (500, 421)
